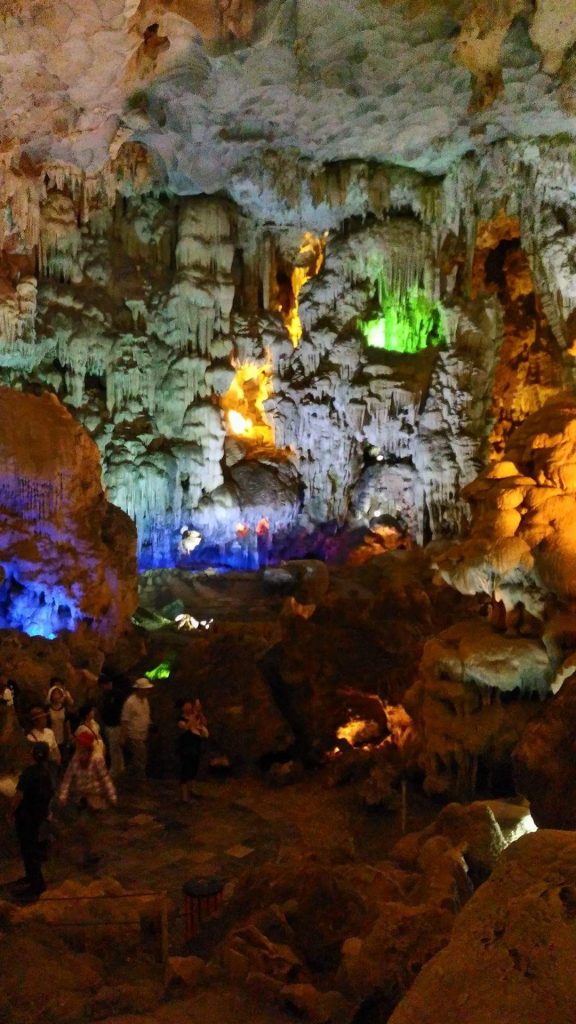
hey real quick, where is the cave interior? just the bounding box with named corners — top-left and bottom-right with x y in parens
top-left (3, 2), bottom-right (576, 1022)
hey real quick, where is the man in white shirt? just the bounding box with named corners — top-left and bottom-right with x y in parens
top-left (120, 678), bottom-right (153, 780)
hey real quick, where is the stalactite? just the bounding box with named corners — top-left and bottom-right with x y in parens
top-left (3, 134), bottom-right (576, 569)
top-left (168, 198), bottom-right (235, 355)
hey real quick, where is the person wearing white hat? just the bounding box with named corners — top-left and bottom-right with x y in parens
top-left (120, 678), bottom-right (154, 781)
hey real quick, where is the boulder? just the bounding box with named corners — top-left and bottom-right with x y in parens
top-left (513, 673), bottom-right (576, 828)
top-left (0, 388), bottom-right (137, 644)
top-left (356, 763), bottom-right (400, 809)
top-left (407, 620), bottom-right (549, 796)
top-left (392, 802), bottom-right (506, 885)
top-left (281, 982), bottom-right (352, 1024)
top-left (389, 831), bottom-right (576, 1024)
top-left (281, 560), bottom-right (330, 606)
top-left (338, 901), bottom-right (454, 1009)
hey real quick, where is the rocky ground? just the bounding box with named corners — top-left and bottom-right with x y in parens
top-left (2, 541), bottom-right (576, 1023)
top-left (0, 770), bottom-right (438, 931)
top-left (0, 770), bottom-right (439, 1024)
top-left (0, 763), bottom-right (540, 1024)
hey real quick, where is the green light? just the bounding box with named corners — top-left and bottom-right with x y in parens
top-left (362, 317), bottom-right (387, 349)
top-left (359, 284), bottom-right (445, 353)
top-left (145, 659), bottom-right (173, 680)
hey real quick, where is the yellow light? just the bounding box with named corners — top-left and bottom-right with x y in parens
top-left (222, 361), bottom-right (274, 445)
top-left (227, 409), bottom-right (253, 435)
top-left (336, 718), bottom-right (380, 746)
top-left (282, 231), bottom-right (327, 348)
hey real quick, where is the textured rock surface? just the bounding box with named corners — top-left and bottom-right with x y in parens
top-left (3, 1), bottom-right (576, 185)
top-left (513, 673), bottom-right (576, 828)
top-left (436, 394), bottom-right (576, 618)
top-left (0, 386), bottom-right (137, 639)
top-left (406, 619), bottom-right (549, 796)
top-left (389, 830), bottom-right (576, 1024)
top-left (217, 837), bottom-right (466, 1019)
top-left (2, 4), bottom-right (576, 567)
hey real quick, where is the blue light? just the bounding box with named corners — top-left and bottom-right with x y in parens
top-left (0, 564), bottom-right (85, 639)
top-left (138, 535), bottom-right (265, 572)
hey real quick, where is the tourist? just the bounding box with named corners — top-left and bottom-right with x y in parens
top-left (97, 676), bottom-right (125, 778)
top-left (11, 741), bottom-right (54, 899)
top-left (0, 672), bottom-right (18, 709)
top-left (58, 730), bottom-right (117, 867)
top-left (176, 698), bottom-right (209, 803)
top-left (27, 706), bottom-right (61, 782)
top-left (75, 702), bottom-right (106, 759)
top-left (47, 682), bottom-right (74, 764)
top-left (121, 678), bottom-right (154, 780)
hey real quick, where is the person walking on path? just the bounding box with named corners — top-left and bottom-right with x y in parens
top-left (97, 677), bottom-right (125, 778)
top-left (58, 731), bottom-right (117, 867)
top-left (11, 741), bottom-right (54, 899)
top-left (121, 678), bottom-right (153, 781)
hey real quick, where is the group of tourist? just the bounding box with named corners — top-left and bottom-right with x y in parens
top-left (4, 673), bottom-right (209, 902)
top-left (16, 676), bottom-right (155, 783)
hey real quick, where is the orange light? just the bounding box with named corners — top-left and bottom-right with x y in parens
top-left (282, 231), bottom-right (327, 348)
top-left (336, 718), bottom-right (380, 746)
top-left (222, 361), bottom-right (274, 444)
top-left (236, 523), bottom-right (249, 538)
top-left (256, 516), bottom-right (270, 536)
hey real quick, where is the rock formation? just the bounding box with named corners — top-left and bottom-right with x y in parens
top-left (436, 393), bottom-right (576, 619)
top-left (406, 620), bottom-right (550, 797)
top-left (6, 9), bottom-right (576, 1024)
top-left (513, 673), bottom-right (576, 829)
top-left (2, 2), bottom-right (576, 572)
top-left (389, 830), bottom-right (576, 1024)
top-left (0, 386), bottom-right (137, 641)
top-left (392, 394), bottom-right (576, 797)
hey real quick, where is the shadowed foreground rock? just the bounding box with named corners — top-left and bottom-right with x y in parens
top-left (513, 674), bottom-right (576, 828)
top-left (389, 830), bottom-right (576, 1024)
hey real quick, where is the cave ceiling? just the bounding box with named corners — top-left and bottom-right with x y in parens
top-left (3, 0), bottom-right (576, 216)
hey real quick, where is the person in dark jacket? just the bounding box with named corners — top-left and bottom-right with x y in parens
top-left (176, 699), bottom-right (209, 802)
top-left (11, 742), bottom-right (54, 899)
top-left (97, 677), bottom-right (126, 778)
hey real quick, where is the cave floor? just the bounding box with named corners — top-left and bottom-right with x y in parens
top-left (0, 770), bottom-right (439, 1023)
top-left (1, 770), bottom-right (438, 921)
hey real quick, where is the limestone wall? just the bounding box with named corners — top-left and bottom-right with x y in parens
top-left (3, 3), bottom-right (576, 566)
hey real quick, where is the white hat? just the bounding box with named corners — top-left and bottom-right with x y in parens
top-left (133, 677), bottom-right (154, 689)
